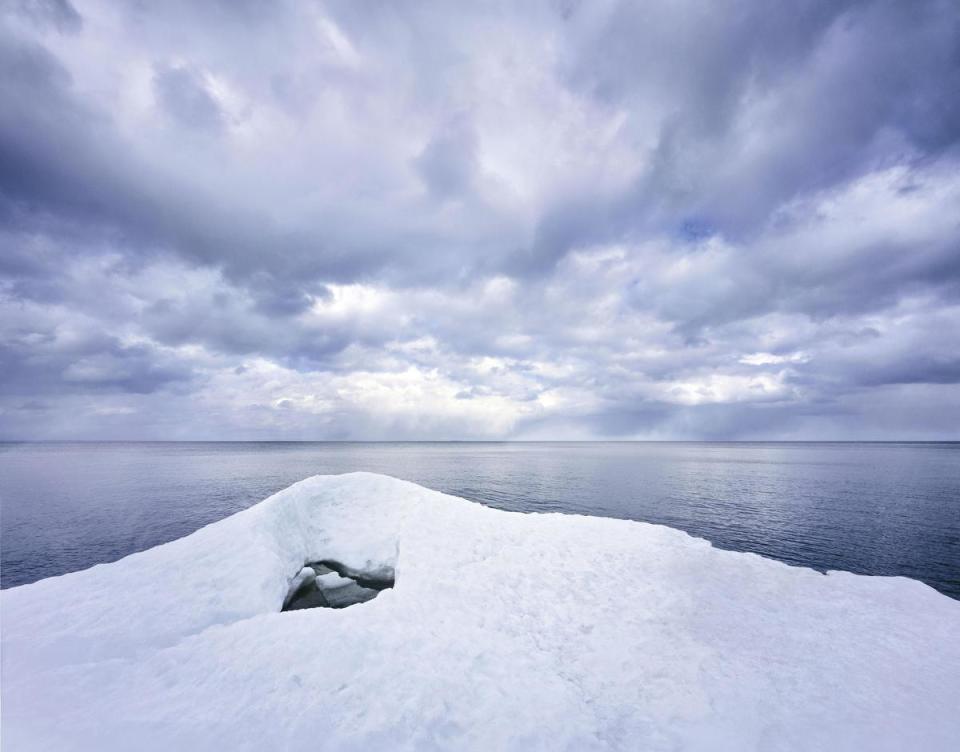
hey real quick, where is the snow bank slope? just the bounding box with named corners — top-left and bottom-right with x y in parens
top-left (2, 473), bottom-right (958, 751)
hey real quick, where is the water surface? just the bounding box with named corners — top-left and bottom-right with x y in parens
top-left (1, 442), bottom-right (957, 598)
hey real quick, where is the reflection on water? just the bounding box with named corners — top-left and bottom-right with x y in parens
top-left (1, 442), bottom-right (958, 598)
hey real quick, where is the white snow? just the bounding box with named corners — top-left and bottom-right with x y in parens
top-left (287, 565), bottom-right (317, 591)
top-left (315, 572), bottom-right (355, 590)
top-left (2, 472), bottom-right (958, 751)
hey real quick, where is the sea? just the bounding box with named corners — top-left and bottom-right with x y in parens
top-left (1, 441), bottom-right (958, 599)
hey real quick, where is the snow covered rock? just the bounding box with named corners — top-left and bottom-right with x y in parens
top-left (2, 473), bottom-right (958, 751)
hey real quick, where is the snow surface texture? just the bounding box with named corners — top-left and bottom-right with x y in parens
top-left (2, 473), bottom-right (959, 751)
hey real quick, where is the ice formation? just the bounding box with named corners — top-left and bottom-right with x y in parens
top-left (2, 473), bottom-right (958, 751)
top-left (282, 561), bottom-right (391, 611)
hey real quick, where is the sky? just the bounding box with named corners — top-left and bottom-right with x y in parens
top-left (1, 0), bottom-right (959, 440)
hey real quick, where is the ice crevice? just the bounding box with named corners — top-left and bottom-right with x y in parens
top-left (282, 560), bottom-right (396, 611)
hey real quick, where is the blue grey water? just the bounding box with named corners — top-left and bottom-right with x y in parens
top-left (1, 442), bottom-right (958, 599)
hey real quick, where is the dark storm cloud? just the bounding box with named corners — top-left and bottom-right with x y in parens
top-left (0, 28), bottom-right (345, 292)
top-left (1, 0), bottom-right (959, 439)
top-left (526, 0), bottom-right (960, 268)
top-left (0, 331), bottom-right (193, 397)
top-left (142, 292), bottom-right (354, 366)
top-left (4, 0), bottom-right (956, 288)
top-left (0, 5), bottom-right (520, 294)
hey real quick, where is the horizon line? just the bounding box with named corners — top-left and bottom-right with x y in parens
top-left (2, 439), bottom-right (957, 445)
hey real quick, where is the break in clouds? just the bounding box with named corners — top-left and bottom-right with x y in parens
top-left (1, 0), bottom-right (959, 440)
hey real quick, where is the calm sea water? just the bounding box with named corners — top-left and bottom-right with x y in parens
top-left (1, 442), bottom-right (958, 598)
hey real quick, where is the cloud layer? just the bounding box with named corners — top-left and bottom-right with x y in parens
top-left (2, 0), bottom-right (959, 439)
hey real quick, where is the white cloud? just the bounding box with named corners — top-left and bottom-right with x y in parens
top-left (739, 352), bottom-right (809, 366)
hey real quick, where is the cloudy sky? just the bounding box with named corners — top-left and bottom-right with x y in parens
top-left (1, 0), bottom-right (959, 440)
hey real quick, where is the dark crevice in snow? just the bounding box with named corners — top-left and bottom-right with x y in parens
top-left (317, 559), bottom-right (396, 591)
top-left (281, 560), bottom-right (395, 612)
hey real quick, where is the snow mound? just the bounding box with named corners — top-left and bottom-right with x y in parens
top-left (2, 473), bottom-right (958, 751)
